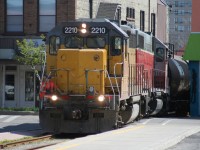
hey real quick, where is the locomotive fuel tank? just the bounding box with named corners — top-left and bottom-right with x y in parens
top-left (168, 56), bottom-right (190, 101)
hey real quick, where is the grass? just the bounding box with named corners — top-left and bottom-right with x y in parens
top-left (0, 107), bottom-right (39, 112)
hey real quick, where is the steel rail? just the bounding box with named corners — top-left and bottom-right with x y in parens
top-left (0, 134), bottom-right (53, 149)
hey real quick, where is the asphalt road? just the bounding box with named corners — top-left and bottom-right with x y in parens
top-left (0, 114), bottom-right (40, 133)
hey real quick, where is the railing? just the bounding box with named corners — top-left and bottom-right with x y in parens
top-left (48, 68), bottom-right (70, 94)
top-left (151, 69), bottom-right (165, 92)
top-left (114, 62), bottom-right (123, 97)
top-left (85, 69), bottom-right (104, 94)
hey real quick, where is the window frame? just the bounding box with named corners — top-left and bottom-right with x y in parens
top-left (65, 36), bottom-right (84, 49)
top-left (86, 36), bottom-right (106, 48)
top-left (140, 10), bottom-right (145, 31)
top-left (38, 0), bottom-right (57, 33)
top-left (126, 7), bottom-right (135, 21)
top-left (151, 13), bottom-right (156, 36)
top-left (49, 35), bottom-right (60, 55)
top-left (5, 0), bottom-right (24, 35)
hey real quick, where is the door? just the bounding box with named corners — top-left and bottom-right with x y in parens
top-left (4, 73), bottom-right (17, 107)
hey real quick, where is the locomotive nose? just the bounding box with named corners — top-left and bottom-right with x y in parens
top-left (57, 49), bottom-right (107, 95)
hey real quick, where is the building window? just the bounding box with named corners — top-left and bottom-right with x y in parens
top-left (5, 74), bottom-right (15, 101)
top-left (176, 25), bottom-right (184, 32)
top-left (151, 13), bottom-right (156, 36)
top-left (6, 0), bottom-right (23, 32)
top-left (140, 11), bottom-right (145, 31)
top-left (126, 7), bottom-right (135, 21)
top-left (39, 0), bottom-right (56, 32)
top-left (115, 5), bottom-right (121, 21)
top-left (175, 1), bottom-right (191, 7)
top-left (175, 18), bottom-right (183, 23)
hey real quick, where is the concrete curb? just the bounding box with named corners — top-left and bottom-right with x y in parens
top-left (0, 110), bottom-right (39, 115)
top-left (154, 126), bottom-right (200, 150)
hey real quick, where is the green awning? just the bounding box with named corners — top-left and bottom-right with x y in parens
top-left (183, 33), bottom-right (200, 60)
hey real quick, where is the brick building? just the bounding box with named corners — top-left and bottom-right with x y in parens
top-left (0, 0), bottom-right (168, 108)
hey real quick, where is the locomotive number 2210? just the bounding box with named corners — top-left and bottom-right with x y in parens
top-left (64, 27), bottom-right (78, 34)
top-left (90, 27), bottom-right (106, 34)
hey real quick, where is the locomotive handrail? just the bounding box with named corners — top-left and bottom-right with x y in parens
top-left (151, 68), bottom-right (166, 92)
top-left (105, 69), bottom-right (116, 109)
top-left (114, 62), bottom-right (123, 97)
top-left (105, 70), bottom-right (115, 96)
top-left (85, 69), bottom-right (104, 94)
top-left (50, 68), bottom-right (71, 72)
top-left (50, 68), bottom-right (71, 94)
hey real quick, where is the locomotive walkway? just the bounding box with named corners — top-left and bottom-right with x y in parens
top-left (38, 117), bottom-right (200, 150)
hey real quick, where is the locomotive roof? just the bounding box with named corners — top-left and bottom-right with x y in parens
top-left (46, 18), bottom-right (129, 43)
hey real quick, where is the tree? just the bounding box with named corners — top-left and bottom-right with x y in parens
top-left (15, 35), bottom-right (46, 81)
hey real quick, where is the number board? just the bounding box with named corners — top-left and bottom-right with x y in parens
top-left (90, 27), bottom-right (107, 34)
top-left (64, 26), bottom-right (78, 34)
top-left (63, 26), bottom-right (108, 34)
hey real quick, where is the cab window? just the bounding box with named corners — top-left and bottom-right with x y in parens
top-left (65, 36), bottom-right (83, 48)
top-left (86, 37), bottom-right (106, 48)
top-left (111, 37), bottom-right (122, 56)
top-left (155, 47), bottom-right (164, 62)
top-left (49, 36), bottom-right (60, 55)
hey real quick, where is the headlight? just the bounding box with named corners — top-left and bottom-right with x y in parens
top-left (98, 95), bottom-right (105, 102)
top-left (82, 23), bottom-right (86, 28)
top-left (81, 29), bottom-right (87, 34)
top-left (51, 95), bottom-right (58, 101)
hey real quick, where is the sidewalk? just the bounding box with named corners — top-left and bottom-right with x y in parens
top-left (0, 110), bottom-right (40, 142)
top-left (38, 118), bottom-right (200, 150)
top-left (0, 110), bottom-right (39, 115)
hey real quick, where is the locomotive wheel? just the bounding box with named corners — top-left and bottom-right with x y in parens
top-left (120, 103), bottom-right (140, 124)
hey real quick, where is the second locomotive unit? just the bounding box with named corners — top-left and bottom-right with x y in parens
top-left (39, 18), bottom-right (189, 133)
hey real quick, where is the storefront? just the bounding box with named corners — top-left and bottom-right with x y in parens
top-left (0, 39), bottom-right (43, 108)
top-left (0, 64), bottom-right (40, 108)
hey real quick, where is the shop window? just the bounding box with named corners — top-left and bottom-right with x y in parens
top-left (5, 74), bottom-right (15, 101)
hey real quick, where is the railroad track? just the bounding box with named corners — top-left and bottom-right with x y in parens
top-left (0, 134), bottom-right (54, 149)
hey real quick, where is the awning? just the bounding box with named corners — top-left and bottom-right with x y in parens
top-left (183, 33), bottom-right (200, 60)
top-left (0, 49), bottom-right (16, 59)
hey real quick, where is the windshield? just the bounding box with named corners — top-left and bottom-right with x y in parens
top-left (65, 36), bottom-right (83, 48)
top-left (86, 37), bottom-right (106, 48)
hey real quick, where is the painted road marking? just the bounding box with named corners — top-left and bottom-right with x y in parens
top-left (142, 118), bottom-right (154, 124)
top-left (3, 116), bottom-right (21, 123)
top-left (162, 119), bottom-right (173, 125)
